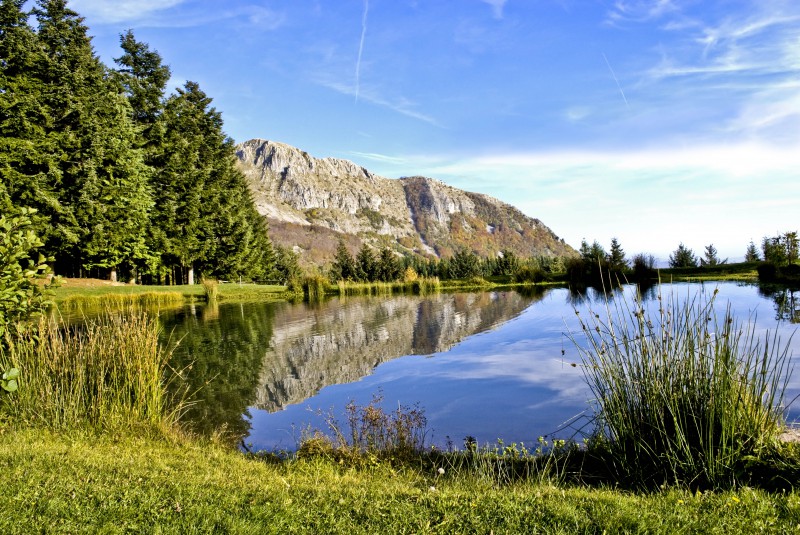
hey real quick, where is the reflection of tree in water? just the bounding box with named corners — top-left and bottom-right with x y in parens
top-left (161, 301), bottom-right (276, 443)
top-left (758, 284), bottom-right (800, 323)
top-left (567, 281), bottom-right (658, 307)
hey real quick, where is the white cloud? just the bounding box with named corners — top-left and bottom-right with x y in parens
top-left (480, 0), bottom-right (507, 20)
top-left (365, 143), bottom-right (800, 260)
top-left (69, 0), bottom-right (187, 24)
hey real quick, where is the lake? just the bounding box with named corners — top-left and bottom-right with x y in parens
top-left (158, 281), bottom-right (800, 451)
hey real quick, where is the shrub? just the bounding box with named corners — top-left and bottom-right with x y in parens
top-left (569, 286), bottom-right (792, 489)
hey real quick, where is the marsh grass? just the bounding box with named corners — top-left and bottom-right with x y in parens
top-left (570, 284), bottom-right (793, 488)
top-left (1, 309), bottom-right (177, 432)
top-left (299, 394), bottom-right (428, 462)
top-left (334, 277), bottom-right (441, 298)
top-left (201, 278), bottom-right (219, 302)
top-left (58, 291), bottom-right (185, 310)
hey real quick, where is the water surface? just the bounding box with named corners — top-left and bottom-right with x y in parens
top-left (159, 282), bottom-right (800, 451)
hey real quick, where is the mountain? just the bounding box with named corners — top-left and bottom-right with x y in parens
top-left (235, 139), bottom-right (575, 265)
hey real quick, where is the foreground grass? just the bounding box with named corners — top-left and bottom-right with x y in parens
top-left (2, 428), bottom-right (800, 534)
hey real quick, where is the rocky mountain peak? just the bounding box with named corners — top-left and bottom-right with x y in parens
top-left (235, 139), bottom-right (575, 264)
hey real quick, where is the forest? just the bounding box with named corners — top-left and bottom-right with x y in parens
top-left (0, 0), bottom-right (273, 285)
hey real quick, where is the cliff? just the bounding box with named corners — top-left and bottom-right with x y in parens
top-left (236, 139), bottom-right (575, 264)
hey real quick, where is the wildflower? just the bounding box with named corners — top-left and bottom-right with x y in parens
top-left (437, 467), bottom-right (445, 475)
top-left (429, 486), bottom-right (437, 492)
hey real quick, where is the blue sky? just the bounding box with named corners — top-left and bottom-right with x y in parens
top-left (70, 0), bottom-right (799, 261)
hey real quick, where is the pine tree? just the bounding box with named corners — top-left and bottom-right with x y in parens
top-left (153, 81), bottom-right (272, 284)
top-left (377, 247), bottom-right (401, 282)
top-left (331, 239), bottom-right (356, 281)
top-left (355, 243), bottom-right (377, 282)
top-left (113, 30), bottom-right (170, 133)
top-left (607, 238), bottom-right (626, 271)
top-left (0, 0), bottom-right (55, 230)
top-left (744, 241), bottom-right (760, 262)
top-left (700, 244), bottom-right (726, 267)
top-left (669, 243), bottom-right (698, 268)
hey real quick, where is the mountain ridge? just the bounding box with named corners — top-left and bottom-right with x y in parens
top-left (235, 139), bottom-right (575, 265)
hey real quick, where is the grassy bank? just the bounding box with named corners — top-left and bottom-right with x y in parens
top-left (2, 428), bottom-right (800, 534)
top-left (51, 278), bottom-right (286, 307)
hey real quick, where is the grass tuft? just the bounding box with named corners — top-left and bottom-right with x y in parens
top-left (570, 284), bottom-right (793, 489)
top-left (1, 309), bottom-right (178, 433)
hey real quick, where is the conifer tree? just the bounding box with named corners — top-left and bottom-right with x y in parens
top-left (607, 238), bottom-right (626, 271)
top-left (744, 240), bottom-right (760, 262)
top-left (355, 243), bottom-right (377, 282)
top-left (154, 81), bottom-right (272, 283)
top-left (31, 0), bottom-right (152, 278)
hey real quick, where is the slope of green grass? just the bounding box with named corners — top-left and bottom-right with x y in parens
top-left (1, 428), bottom-right (800, 534)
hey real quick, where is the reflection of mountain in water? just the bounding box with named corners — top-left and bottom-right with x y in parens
top-left (255, 290), bottom-right (544, 412)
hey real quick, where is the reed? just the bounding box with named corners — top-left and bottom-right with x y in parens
top-left (302, 275), bottom-right (329, 302)
top-left (59, 291), bottom-right (185, 310)
top-left (1, 309), bottom-right (177, 432)
top-left (201, 278), bottom-right (219, 302)
top-left (570, 285), bottom-right (793, 488)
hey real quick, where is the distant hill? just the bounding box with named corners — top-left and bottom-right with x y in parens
top-left (235, 139), bottom-right (575, 265)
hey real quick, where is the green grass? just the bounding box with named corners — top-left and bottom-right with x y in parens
top-left (0, 309), bottom-right (176, 432)
top-left (3, 428), bottom-right (800, 534)
top-left (570, 284), bottom-right (792, 489)
top-left (52, 280), bottom-right (286, 306)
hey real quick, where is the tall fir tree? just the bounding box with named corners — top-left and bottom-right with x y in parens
top-left (31, 0), bottom-right (152, 278)
top-left (154, 81), bottom-right (272, 283)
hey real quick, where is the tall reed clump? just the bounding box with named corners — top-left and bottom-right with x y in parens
top-left (59, 292), bottom-right (184, 310)
top-left (202, 278), bottom-right (219, 302)
top-left (302, 275), bottom-right (329, 302)
top-left (570, 286), bottom-right (793, 489)
top-left (1, 309), bottom-right (176, 432)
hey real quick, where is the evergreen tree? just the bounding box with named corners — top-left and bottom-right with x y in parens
top-left (668, 243), bottom-right (698, 268)
top-left (376, 247), bottom-right (401, 281)
top-left (700, 244), bottom-right (726, 267)
top-left (449, 248), bottom-right (480, 279)
top-left (330, 239), bottom-right (356, 281)
top-left (0, 0), bottom-right (56, 231)
top-left (153, 81), bottom-right (272, 283)
top-left (762, 236), bottom-right (787, 265)
top-left (355, 243), bottom-right (376, 282)
top-left (113, 29), bottom-right (170, 133)
top-left (607, 238), bottom-right (626, 271)
top-left (744, 240), bottom-right (760, 262)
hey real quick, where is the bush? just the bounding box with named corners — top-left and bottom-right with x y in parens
top-left (569, 286), bottom-right (792, 489)
top-left (0, 209), bottom-right (54, 347)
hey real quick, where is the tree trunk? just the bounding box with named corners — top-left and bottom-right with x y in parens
top-left (187, 265), bottom-right (194, 286)
top-left (110, 267), bottom-right (117, 282)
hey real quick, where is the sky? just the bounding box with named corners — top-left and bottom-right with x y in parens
top-left (67, 0), bottom-right (800, 262)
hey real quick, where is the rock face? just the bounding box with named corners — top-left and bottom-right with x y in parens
top-left (236, 139), bottom-right (575, 263)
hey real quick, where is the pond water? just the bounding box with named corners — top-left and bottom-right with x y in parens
top-left (157, 282), bottom-right (800, 451)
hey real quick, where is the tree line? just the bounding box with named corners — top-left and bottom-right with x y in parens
top-left (0, 0), bottom-right (273, 284)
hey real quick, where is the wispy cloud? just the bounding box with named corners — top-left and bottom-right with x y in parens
top-left (607, 0), bottom-right (678, 24)
top-left (480, 0), bottom-right (508, 20)
top-left (69, 0), bottom-right (187, 24)
top-left (314, 77), bottom-right (442, 127)
top-left (349, 152), bottom-right (407, 165)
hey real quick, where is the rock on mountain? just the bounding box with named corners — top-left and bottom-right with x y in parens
top-left (235, 139), bottom-right (575, 264)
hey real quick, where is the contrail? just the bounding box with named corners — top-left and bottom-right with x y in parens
top-left (355, 0), bottom-right (369, 103)
top-left (602, 52), bottom-right (629, 108)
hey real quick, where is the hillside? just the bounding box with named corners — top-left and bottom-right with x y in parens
top-left (235, 139), bottom-right (575, 265)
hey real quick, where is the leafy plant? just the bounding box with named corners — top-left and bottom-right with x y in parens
top-left (0, 208), bottom-right (55, 346)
